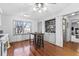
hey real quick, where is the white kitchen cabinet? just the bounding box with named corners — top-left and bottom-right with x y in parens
top-left (71, 35), bottom-right (79, 43)
top-left (44, 33), bottom-right (56, 44)
top-left (49, 33), bottom-right (56, 44)
top-left (10, 35), bottom-right (29, 42)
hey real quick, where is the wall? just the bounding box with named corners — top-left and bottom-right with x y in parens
top-left (38, 21), bottom-right (42, 33)
top-left (0, 15), bottom-right (1, 26)
top-left (55, 16), bottom-right (63, 47)
top-left (0, 8), bottom-right (2, 26)
top-left (1, 14), bottom-right (38, 42)
top-left (64, 17), bottom-right (72, 42)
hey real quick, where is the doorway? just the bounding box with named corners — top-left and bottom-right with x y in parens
top-left (62, 12), bottom-right (79, 52)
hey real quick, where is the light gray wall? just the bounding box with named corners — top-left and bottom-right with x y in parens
top-left (38, 21), bottom-right (42, 33)
top-left (0, 15), bottom-right (1, 26)
top-left (56, 16), bottom-right (63, 47)
top-left (65, 17), bottom-right (72, 42)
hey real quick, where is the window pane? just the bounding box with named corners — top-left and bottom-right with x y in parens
top-left (13, 20), bottom-right (31, 35)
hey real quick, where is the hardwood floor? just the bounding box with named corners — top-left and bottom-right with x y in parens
top-left (7, 40), bottom-right (79, 56)
top-left (64, 41), bottom-right (79, 52)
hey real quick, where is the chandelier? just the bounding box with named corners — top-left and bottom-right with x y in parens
top-left (33, 3), bottom-right (47, 13)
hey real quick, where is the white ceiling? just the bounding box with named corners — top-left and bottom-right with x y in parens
top-left (0, 3), bottom-right (70, 20)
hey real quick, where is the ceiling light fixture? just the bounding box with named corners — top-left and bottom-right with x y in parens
top-left (72, 13), bottom-right (75, 16)
top-left (33, 3), bottom-right (47, 13)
